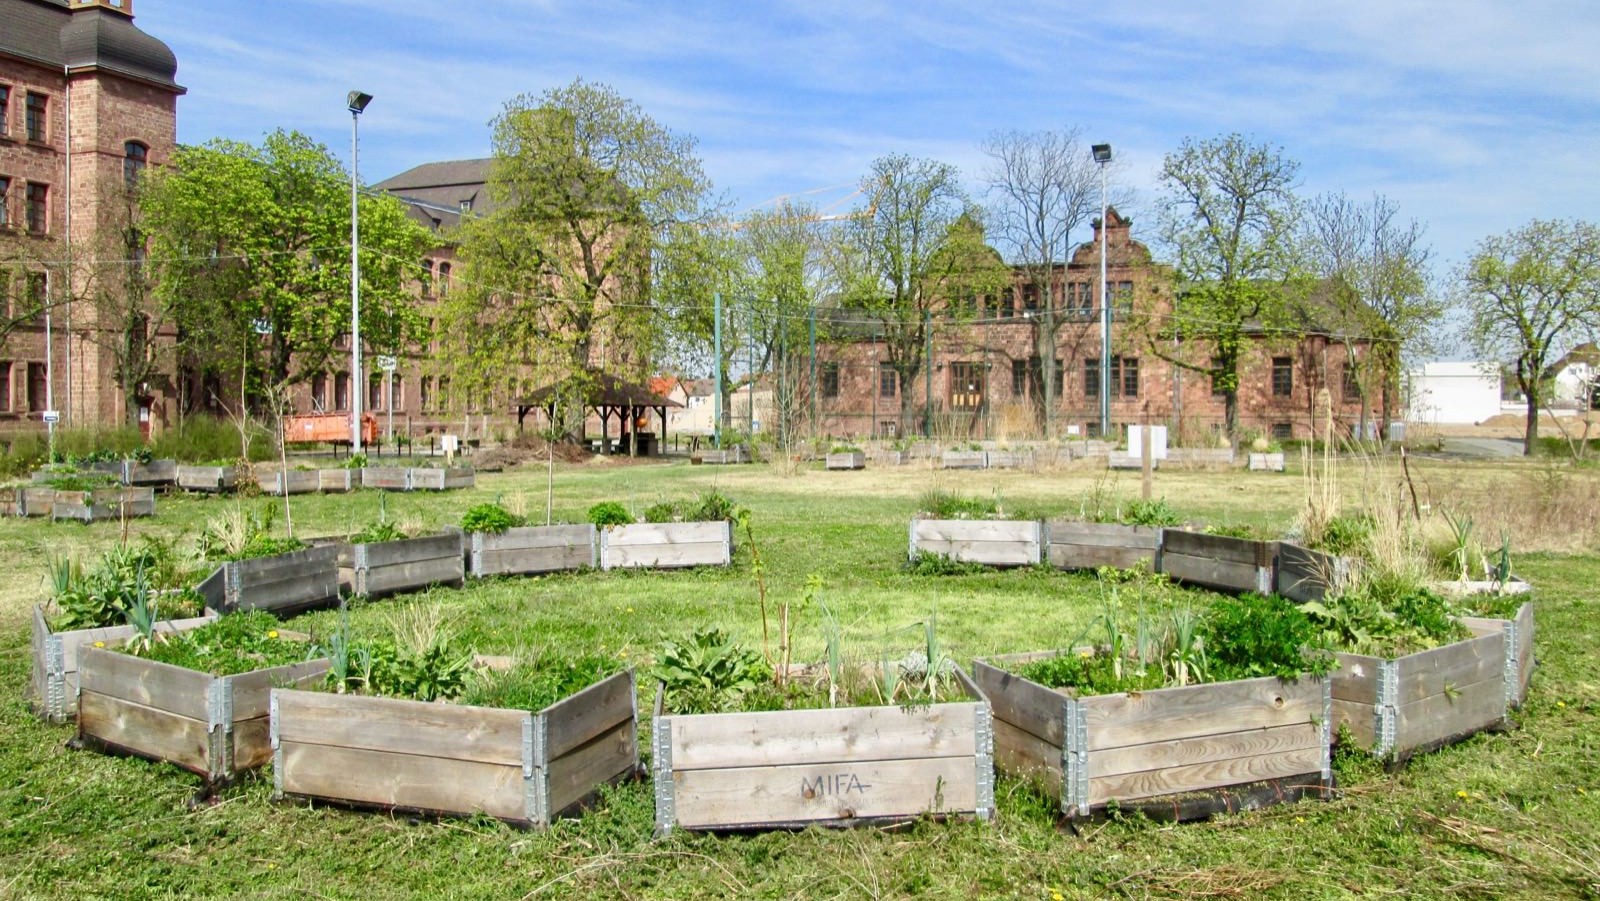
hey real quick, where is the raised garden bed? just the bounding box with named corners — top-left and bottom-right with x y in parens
top-left (650, 669), bottom-right (994, 833)
top-left (1433, 577), bottom-right (1533, 599)
top-left (408, 467), bottom-right (475, 491)
top-left (272, 669), bottom-right (638, 827)
top-left (30, 606), bottom-right (216, 722)
top-left (18, 486), bottom-right (56, 517)
top-left (1166, 447), bottom-right (1235, 467)
top-left (348, 533), bottom-right (465, 598)
top-left (1159, 530), bottom-right (1274, 595)
top-left (825, 451), bottom-right (866, 471)
top-left (258, 469), bottom-right (319, 496)
top-left (0, 488), bottom-right (17, 517)
top-left (469, 524), bottom-right (596, 578)
top-left (984, 449), bottom-right (1033, 469)
top-left (1331, 617), bottom-right (1516, 763)
top-left (195, 545), bottom-right (342, 616)
top-left (317, 469), bottom-right (357, 493)
top-left (1044, 521), bottom-right (1161, 571)
top-left (76, 646), bottom-right (328, 788)
top-left (909, 518), bottom-right (1042, 567)
top-left (176, 465), bottom-right (238, 493)
top-left (52, 487), bottom-right (156, 522)
top-left (1248, 452), bottom-right (1286, 472)
top-left (121, 459), bottom-right (179, 486)
top-left (1276, 542), bottom-right (1351, 603)
top-left (1461, 601), bottom-right (1535, 709)
top-left (940, 450), bottom-right (986, 470)
top-left (360, 466), bottom-right (410, 490)
top-left (599, 521), bottom-right (732, 570)
top-left (696, 446), bottom-right (750, 465)
top-left (974, 655), bottom-right (1331, 820)
top-left (1108, 454), bottom-right (1158, 470)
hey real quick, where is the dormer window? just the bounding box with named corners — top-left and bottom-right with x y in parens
top-left (459, 198), bottom-right (473, 214)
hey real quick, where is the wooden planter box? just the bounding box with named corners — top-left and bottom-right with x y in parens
top-left (176, 465), bottom-right (238, 493)
top-left (272, 669), bottom-right (638, 826)
top-left (18, 486), bottom-right (56, 517)
top-left (122, 459), bottom-right (179, 485)
top-left (317, 469), bottom-right (357, 493)
top-left (1159, 530), bottom-right (1274, 595)
top-left (0, 488), bottom-right (18, 517)
top-left (1276, 542), bottom-right (1353, 603)
top-left (470, 524), bottom-right (596, 578)
top-left (1248, 452), bottom-right (1286, 472)
top-left (196, 545), bottom-right (342, 616)
top-left (650, 668), bottom-right (994, 833)
top-left (1166, 447), bottom-right (1235, 467)
top-left (30, 606), bottom-right (217, 723)
top-left (349, 533), bottom-right (465, 598)
top-left (1433, 577), bottom-right (1533, 599)
top-left (941, 450), bottom-right (987, 470)
top-left (600, 521), bottom-right (732, 570)
top-left (52, 487), bottom-right (156, 522)
top-left (76, 647), bottom-right (329, 787)
top-left (1045, 521), bottom-right (1161, 571)
top-left (258, 469), bottom-right (319, 496)
top-left (1461, 601), bottom-right (1535, 709)
top-left (1332, 618), bottom-right (1513, 762)
top-left (696, 446), bottom-right (750, 465)
top-left (974, 655), bottom-right (1331, 820)
top-left (408, 467), bottom-right (475, 490)
top-left (985, 450), bottom-right (1033, 469)
top-left (825, 451), bottom-right (866, 471)
top-left (360, 466), bottom-right (410, 490)
top-left (909, 518), bottom-right (1042, 567)
top-left (1108, 454), bottom-right (1158, 470)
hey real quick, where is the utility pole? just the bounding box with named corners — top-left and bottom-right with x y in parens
top-left (713, 291), bottom-right (722, 449)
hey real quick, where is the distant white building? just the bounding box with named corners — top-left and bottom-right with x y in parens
top-left (1406, 362), bottom-right (1502, 425)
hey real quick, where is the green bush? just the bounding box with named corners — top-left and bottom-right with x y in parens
top-left (918, 489), bottom-right (999, 520)
top-left (1123, 498), bottom-right (1182, 527)
top-left (687, 490), bottom-right (736, 522)
top-left (642, 501), bottom-right (680, 524)
top-left (588, 501), bottom-right (633, 527)
top-left (460, 503), bottom-right (524, 535)
top-left (152, 417), bottom-right (273, 463)
top-left (1201, 593), bottom-right (1333, 681)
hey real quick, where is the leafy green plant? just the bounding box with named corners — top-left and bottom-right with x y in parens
top-left (135, 611), bottom-right (306, 676)
top-left (642, 501), bottom-right (680, 523)
top-left (588, 501), bottom-right (633, 527)
top-left (1202, 522), bottom-right (1258, 539)
top-left (461, 655), bottom-right (618, 712)
top-left (1315, 513), bottom-right (1373, 557)
top-left (1122, 498), bottom-right (1181, 527)
top-left (322, 605), bottom-right (473, 702)
top-left (906, 551), bottom-right (992, 576)
top-left (460, 503), bottom-right (525, 535)
top-left (52, 542), bottom-right (202, 631)
top-left (341, 453), bottom-right (369, 470)
top-left (350, 521), bottom-right (407, 544)
top-left (656, 628), bottom-right (770, 714)
top-left (1302, 580), bottom-right (1467, 657)
top-left (198, 503), bottom-right (305, 561)
top-left (1200, 593), bottom-right (1332, 681)
top-left (918, 489), bottom-right (999, 520)
top-left (1441, 509), bottom-right (1477, 581)
top-left (687, 490), bottom-right (736, 523)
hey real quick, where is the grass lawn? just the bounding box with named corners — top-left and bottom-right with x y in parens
top-left (0, 455), bottom-right (1597, 899)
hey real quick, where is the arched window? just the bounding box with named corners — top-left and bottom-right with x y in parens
top-left (124, 141), bottom-right (148, 187)
top-left (437, 262), bottom-right (452, 295)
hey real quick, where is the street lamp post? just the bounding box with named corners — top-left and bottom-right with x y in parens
top-left (348, 90), bottom-right (373, 453)
top-left (1091, 142), bottom-right (1113, 439)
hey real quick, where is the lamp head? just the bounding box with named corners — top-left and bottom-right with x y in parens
top-left (348, 91), bottom-right (373, 114)
top-left (1091, 143), bottom-right (1112, 163)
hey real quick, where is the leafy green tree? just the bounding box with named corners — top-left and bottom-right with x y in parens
top-left (1152, 134), bottom-right (1304, 437)
top-left (1458, 219), bottom-right (1600, 454)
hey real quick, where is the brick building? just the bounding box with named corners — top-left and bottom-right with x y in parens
top-left (815, 208), bottom-right (1374, 443)
top-left (0, 0), bottom-right (183, 437)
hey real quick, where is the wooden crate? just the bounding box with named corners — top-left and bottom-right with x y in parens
top-left (941, 450), bottom-right (986, 470)
top-left (1159, 530), bottom-right (1274, 595)
top-left (985, 449), bottom-right (1033, 469)
top-left (651, 668), bottom-right (993, 833)
top-left (409, 467), bottom-right (475, 490)
top-left (973, 656), bottom-right (1331, 820)
top-left (77, 647), bottom-right (329, 787)
top-left (30, 606), bottom-right (217, 722)
top-left (600, 521), bottom-right (732, 570)
top-left (272, 669), bottom-right (638, 826)
top-left (825, 451), bottom-right (866, 471)
top-left (1045, 521), bottom-right (1161, 571)
top-left (470, 524), bottom-right (596, 578)
top-left (317, 469), bottom-right (357, 493)
top-left (257, 469), bottom-right (319, 496)
top-left (909, 518), bottom-right (1042, 567)
top-left (360, 466), bottom-right (410, 490)
top-left (198, 545), bottom-right (343, 616)
top-left (52, 487), bottom-right (156, 522)
top-left (1276, 542), bottom-right (1352, 603)
top-left (1166, 447), bottom-right (1235, 467)
top-left (122, 459), bottom-right (178, 486)
top-left (696, 446), bottom-right (750, 465)
top-left (176, 465), bottom-right (238, 493)
top-left (0, 487), bottom-right (18, 517)
top-left (1331, 619), bottom-right (1510, 762)
top-left (350, 534), bottom-right (466, 598)
top-left (19, 486), bottom-right (57, 517)
top-left (1247, 452), bottom-right (1286, 472)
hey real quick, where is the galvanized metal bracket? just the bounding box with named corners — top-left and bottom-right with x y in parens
top-left (469, 532), bottom-right (484, 579)
top-left (1062, 699), bottom-right (1090, 817)
top-left (1376, 659), bottom-right (1399, 757)
top-left (1501, 618), bottom-right (1518, 710)
top-left (44, 635), bottom-right (67, 722)
top-left (973, 703), bottom-right (995, 821)
top-left (269, 691), bottom-right (283, 798)
top-left (206, 679), bottom-right (234, 778)
top-left (1319, 678), bottom-right (1333, 785)
top-left (523, 713), bottom-right (549, 826)
top-left (652, 716), bottom-right (675, 836)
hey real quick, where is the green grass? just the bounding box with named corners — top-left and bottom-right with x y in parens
top-left (0, 458), bottom-right (1597, 898)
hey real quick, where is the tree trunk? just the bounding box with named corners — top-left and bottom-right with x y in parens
top-left (1523, 393), bottom-right (1539, 456)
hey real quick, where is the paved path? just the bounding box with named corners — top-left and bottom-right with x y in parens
top-left (1439, 437), bottom-right (1525, 458)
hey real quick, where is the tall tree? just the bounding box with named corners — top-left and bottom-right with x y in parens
top-left (1458, 219), bottom-right (1600, 455)
top-left (653, 218), bottom-right (746, 434)
top-left (141, 130), bottom-right (431, 416)
top-left (446, 79), bottom-right (714, 425)
top-left (982, 127), bottom-right (1101, 438)
top-left (1152, 134), bottom-right (1303, 436)
top-left (738, 201), bottom-right (833, 443)
top-left (1302, 192), bottom-right (1437, 438)
top-left (839, 154), bottom-right (1007, 435)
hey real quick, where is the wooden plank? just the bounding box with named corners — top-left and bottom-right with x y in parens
top-left (77, 647), bottom-right (212, 720)
top-left (1331, 653), bottom-right (1382, 705)
top-left (1160, 530), bottom-right (1270, 567)
top-left (1088, 746), bottom-right (1323, 805)
top-left (1393, 632), bottom-right (1505, 705)
top-left (30, 605), bottom-right (50, 712)
top-left (317, 469), bottom-right (356, 492)
top-left (1161, 552), bottom-right (1264, 594)
top-left (228, 660), bottom-right (329, 717)
top-left (543, 669), bottom-right (635, 760)
top-left (360, 467), bottom-right (410, 490)
top-left (78, 691), bottom-right (211, 775)
top-left (1090, 721), bottom-right (1320, 779)
top-left (971, 658), bottom-right (1066, 747)
top-left (1331, 698), bottom-right (1377, 748)
top-left (176, 465), bottom-right (236, 492)
top-left (546, 718), bottom-right (638, 817)
top-left (670, 755), bottom-right (978, 829)
top-left (278, 740), bottom-right (526, 822)
top-left (1078, 677), bottom-right (1323, 751)
top-left (1515, 602), bottom-right (1535, 704)
top-left (1046, 521), bottom-right (1160, 549)
top-left (667, 703), bottom-right (978, 771)
top-left (911, 519), bottom-right (1041, 566)
top-left (1277, 543), bottom-right (1346, 602)
top-left (232, 715), bottom-right (275, 772)
top-left (273, 689), bottom-right (527, 765)
top-left (602, 521), bottom-right (731, 569)
top-left (1048, 544), bottom-right (1156, 571)
top-left (360, 534), bottom-right (463, 568)
top-left (991, 716), bottom-right (1062, 796)
top-left (442, 469), bottom-right (475, 490)
top-left (57, 615), bottom-right (216, 683)
top-left (359, 556), bottom-right (465, 597)
top-left (1394, 677), bottom-right (1507, 755)
top-left (472, 525), bottom-right (594, 576)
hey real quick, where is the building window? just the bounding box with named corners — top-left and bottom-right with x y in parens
top-left (1113, 281), bottom-right (1134, 319)
top-left (1085, 357), bottom-right (1138, 398)
top-left (879, 362), bottom-right (897, 398)
top-left (0, 176), bottom-right (8, 228)
top-left (25, 92), bottom-right (46, 142)
top-left (1084, 359), bottom-right (1099, 399)
top-left (0, 85), bottom-right (9, 134)
top-left (27, 362), bottom-right (46, 411)
top-left (368, 374), bottom-right (383, 411)
top-left (1342, 361), bottom-right (1362, 399)
top-left (393, 377), bottom-right (406, 411)
top-left (334, 372), bottom-right (350, 411)
top-left (419, 376), bottom-right (432, 410)
top-left (25, 182), bottom-right (46, 233)
top-left (123, 141), bottom-right (148, 187)
top-left (420, 259), bottom-right (433, 295)
top-left (438, 376), bottom-right (451, 410)
top-left (993, 288), bottom-right (1014, 318)
top-left (1011, 359), bottom-right (1028, 396)
top-left (311, 372), bottom-right (328, 411)
top-left (0, 361), bottom-right (10, 411)
top-left (437, 261), bottom-right (451, 295)
top-left (1271, 356), bottom-right (1294, 397)
top-left (820, 362), bottom-right (839, 398)
top-left (1271, 422), bottom-right (1293, 440)
top-left (24, 271), bottom-right (46, 321)
top-left (1068, 283), bottom-right (1094, 320)
top-left (949, 362), bottom-right (984, 411)
top-left (1021, 284), bottom-right (1040, 315)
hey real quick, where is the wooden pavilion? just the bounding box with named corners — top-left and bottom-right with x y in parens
top-left (513, 372), bottom-right (682, 456)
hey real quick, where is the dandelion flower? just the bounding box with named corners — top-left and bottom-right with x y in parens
top-left (1456, 790), bottom-right (1469, 800)
top-left (1558, 701), bottom-right (1567, 709)
top-left (93, 641), bottom-right (105, 648)
top-left (267, 630), bottom-right (279, 639)
top-left (1051, 891), bottom-right (1064, 901)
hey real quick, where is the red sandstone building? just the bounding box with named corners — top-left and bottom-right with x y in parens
top-left (0, 0), bottom-right (183, 437)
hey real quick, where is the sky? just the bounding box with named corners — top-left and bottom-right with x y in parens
top-left (135, 0), bottom-right (1600, 276)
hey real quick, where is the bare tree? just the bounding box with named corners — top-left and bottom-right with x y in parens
top-left (982, 128), bottom-right (1103, 438)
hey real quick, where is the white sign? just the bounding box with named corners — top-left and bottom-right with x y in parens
top-left (440, 434), bottom-right (459, 452)
top-left (1126, 425), bottom-right (1168, 460)
top-left (42, 410), bottom-right (60, 424)
top-left (376, 355), bottom-right (398, 372)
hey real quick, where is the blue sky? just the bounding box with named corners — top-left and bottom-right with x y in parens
top-left (137, 0), bottom-right (1600, 273)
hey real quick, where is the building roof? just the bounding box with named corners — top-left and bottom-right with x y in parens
top-left (373, 158), bottom-right (493, 233)
top-left (519, 371), bottom-right (682, 409)
top-left (2, 0), bottom-right (183, 92)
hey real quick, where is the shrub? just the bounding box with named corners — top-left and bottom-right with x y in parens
top-left (588, 501), bottom-right (633, 527)
top-left (642, 501), bottom-right (680, 523)
top-left (460, 503), bottom-right (524, 535)
top-left (687, 490), bottom-right (736, 522)
top-left (1122, 498), bottom-right (1182, 527)
top-left (919, 489), bottom-right (999, 520)
top-left (151, 417), bottom-right (273, 463)
top-left (1201, 593), bottom-right (1332, 681)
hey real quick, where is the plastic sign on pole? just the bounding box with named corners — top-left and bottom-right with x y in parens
top-left (1126, 425), bottom-right (1169, 460)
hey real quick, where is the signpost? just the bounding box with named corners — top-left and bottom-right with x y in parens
top-left (377, 356), bottom-right (398, 446)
